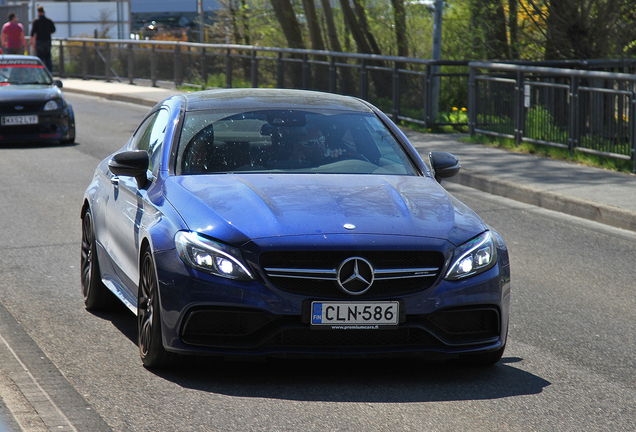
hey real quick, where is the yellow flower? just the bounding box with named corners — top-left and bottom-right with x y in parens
top-left (452, 107), bottom-right (458, 111)
top-left (461, 107), bottom-right (467, 112)
top-left (427, 128), bottom-right (432, 132)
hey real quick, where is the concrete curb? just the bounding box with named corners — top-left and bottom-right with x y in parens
top-left (450, 170), bottom-right (636, 232)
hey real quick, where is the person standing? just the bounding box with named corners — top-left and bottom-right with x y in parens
top-left (30, 6), bottom-right (56, 72)
top-left (1, 13), bottom-right (27, 55)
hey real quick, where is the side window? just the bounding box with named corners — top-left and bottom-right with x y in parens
top-left (128, 108), bottom-right (170, 174)
top-left (129, 112), bottom-right (156, 152)
top-left (147, 109), bottom-right (170, 174)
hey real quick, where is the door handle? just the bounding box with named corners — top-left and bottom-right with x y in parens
top-left (110, 176), bottom-right (119, 186)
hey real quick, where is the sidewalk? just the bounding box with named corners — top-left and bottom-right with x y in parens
top-left (60, 78), bottom-right (636, 232)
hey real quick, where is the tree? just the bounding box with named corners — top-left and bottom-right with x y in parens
top-left (470, 0), bottom-right (510, 59)
top-left (270, 0), bottom-right (305, 50)
top-left (302, 0), bottom-right (326, 51)
top-left (391, 0), bottom-right (409, 58)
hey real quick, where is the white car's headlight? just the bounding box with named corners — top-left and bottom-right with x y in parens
top-left (43, 99), bottom-right (61, 111)
top-left (175, 231), bottom-right (253, 281)
top-left (445, 231), bottom-right (497, 281)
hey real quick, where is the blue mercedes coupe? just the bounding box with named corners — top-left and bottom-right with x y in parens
top-left (80, 88), bottom-right (510, 368)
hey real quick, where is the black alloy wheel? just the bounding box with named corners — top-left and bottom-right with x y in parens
top-left (80, 209), bottom-right (112, 310)
top-left (138, 249), bottom-right (175, 368)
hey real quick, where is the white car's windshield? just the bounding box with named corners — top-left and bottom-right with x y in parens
top-left (176, 109), bottom-right (418, 176)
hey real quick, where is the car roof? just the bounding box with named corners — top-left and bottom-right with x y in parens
top-left (0, 55), bottom-right (46, 66)
top-left (182, 88), bottom-right (374, 113)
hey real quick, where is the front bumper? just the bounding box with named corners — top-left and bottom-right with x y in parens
top-left (153, 244), bottom-right (511, 359)
top-left (0, 110), bottom-right (72, 143)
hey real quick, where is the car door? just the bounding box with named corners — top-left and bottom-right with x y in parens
top-left (105, 108), bottom-right (170, 295)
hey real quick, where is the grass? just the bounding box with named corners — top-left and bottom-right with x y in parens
top-left (460, 134), bottom-right (635, 174)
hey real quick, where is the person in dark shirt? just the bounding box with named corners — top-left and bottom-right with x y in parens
top-left (30, 6), bottom-right (55, 72)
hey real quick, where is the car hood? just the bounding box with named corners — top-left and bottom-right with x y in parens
top-left (163, 174), bottom-right (486, 247)
top-left (0, 85), bottom-right (61, 100)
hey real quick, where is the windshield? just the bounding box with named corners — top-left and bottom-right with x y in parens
top-left (176, 109), bottom-right (418, 176)
top-left (0, 63), bottom-right (53, 85)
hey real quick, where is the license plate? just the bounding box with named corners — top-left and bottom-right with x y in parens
top-left (1, 115), bottom-right (38, 125)
top-left (311, 301), bottom-right (399, 329)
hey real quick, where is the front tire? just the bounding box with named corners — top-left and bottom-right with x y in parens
top-left (138, 249), bottom-right (176, 368)
top-left (61, 105), bottom-right (76, 144)
top-left (81, 209), bottom-right (112, 310)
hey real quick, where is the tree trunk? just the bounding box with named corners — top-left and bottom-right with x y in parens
top-left (302, 0), bottom-right (325, 51)
top-left (508, 0), bottom-right (518, 58)
top-left (270, 0), bottom-right (305, 88)
top-left (319, 0), bottom-right (355, 94)
top-left (270, 0), bottom-right (305, 50)
top-left (391, 0), bottom-right (408, 58)
top-left (470, 0), bottom-right (510, 60)
top-left (353, 0), bottom-right (383, 55)
top-left (320, 0), bottom-right (342, 52)
top-left (302, 0), bottom-right (328, 90)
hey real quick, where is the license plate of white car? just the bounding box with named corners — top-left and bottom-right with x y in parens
top-left (310, 301), bottom-right (399, 328)
top-left (1, 115), bottom-right (38, 125)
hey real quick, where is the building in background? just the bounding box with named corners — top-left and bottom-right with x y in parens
top-left (0, 0), bottom-right (219, 39)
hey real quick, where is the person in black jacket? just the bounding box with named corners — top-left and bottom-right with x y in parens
top-left (30, 6), bottom-right (55, 72)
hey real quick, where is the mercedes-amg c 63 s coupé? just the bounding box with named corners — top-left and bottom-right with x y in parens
top-left (81, 88), bottom-right (510, 368)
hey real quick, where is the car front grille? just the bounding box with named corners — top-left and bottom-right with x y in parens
top-left (180, 307), bottom-right (500, 351)
top-left (0, 102), bottom-right (43, 114)
top-left (259, 250), bottom-right (444, 299)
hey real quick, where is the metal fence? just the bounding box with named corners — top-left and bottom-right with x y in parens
top-left (51, 37), bottom-right (469, 130)
top-left (50, 38), bottom-right (636, 172)
top-left (468, 62), bottom-right (636, 172)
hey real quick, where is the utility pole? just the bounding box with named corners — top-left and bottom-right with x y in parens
top-left (430, 0), bottom-right (443, 124)
top-left (197, 0), bottom-right (203, 43)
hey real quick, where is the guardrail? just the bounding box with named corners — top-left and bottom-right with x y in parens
top-left (469, 62), bottom-right (636, 172)
top-left (51, 37), bottom-right (469, 130)
top-left (51, 39), bottom-right (636, 172)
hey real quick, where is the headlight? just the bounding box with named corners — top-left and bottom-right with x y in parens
top-left (175, 231), bottom-right (253, 281)
top-left (43, 99), bottom-right (61, 111)
top-left (445, 231), bottom-right (497, 281)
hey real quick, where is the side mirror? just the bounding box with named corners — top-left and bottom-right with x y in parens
top-left (428, 151), bottom-right (460, 183)
top-left (54, 80), bottom-right (63, 88)
top-left (108, 151), bottom-right (149, 188)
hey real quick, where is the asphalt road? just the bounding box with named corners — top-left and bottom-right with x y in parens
top-left (0, 93), bottom-right (634, 431)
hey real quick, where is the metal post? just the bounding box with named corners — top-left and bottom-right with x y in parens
top-left (302, 54), bottom-right (309, 89)
top-left (392, 61), bottom-right (400, 121)
top-left (225, 48), bottom-right (232, 88)
top-left (276, 52), bottom-right (284, 88)
top-left (468, 65), bottom-right (476, 136)
top-left (200, 47), bottom-right (207, 90)
top-left (82, 42), bottom-right (87, 79)
top-left (430, 0), bottom-right (444, 124)
top-left (128, 43), bottom-right (134, 84)
top-left (58, 40), bottom-right (65, 78)
top-left (174, 43), bottom-right (182, 87)
top-left (151, 44), bottom-right (157, 87)
top-left (105, 43), bottom-right (111, 82)
top-left (251, 49), bottom-right (257, 88)
top-left (425, 64), bottom-right (432, 127)
top-left (329, 56), bottom-right (336, 93)
top-left (360, 59), bottom-right (367, 100)
top-left (515, 70), bottom-right (524, 146)
top-left (631, 85), bottom-right (636, 173)
top-left (569, 74), bottom-right (580, 156)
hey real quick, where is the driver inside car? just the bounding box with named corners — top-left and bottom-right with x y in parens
top-left (289, 124), bottom-right (346, 164)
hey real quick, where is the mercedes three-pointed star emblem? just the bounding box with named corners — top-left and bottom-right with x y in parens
top-left (337, 257), bottom-right (374, 295)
